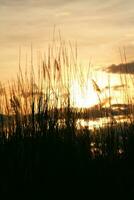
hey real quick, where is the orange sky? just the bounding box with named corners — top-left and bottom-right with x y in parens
top-left (0, 0), bottom-right (134, 82)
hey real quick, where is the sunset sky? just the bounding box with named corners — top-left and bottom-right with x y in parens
top-left (0, 0), bottom-right (134, 82)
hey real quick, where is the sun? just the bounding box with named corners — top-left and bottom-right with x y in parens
top-left (70, 80), bottom-right (99, 108)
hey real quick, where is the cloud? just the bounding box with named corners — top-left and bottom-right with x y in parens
top-left (0, 0), bottom-right (82, 8)
top-left (0, 0), bottom-right (130, 10)
top-left (104, 84), bottom-right (127, 91)
top-left (105, 62), bottom-right (134, 74)
top-left (1, 0), bottom-right (134, 83)
top-left (112, 84), bottom-right (128, 90)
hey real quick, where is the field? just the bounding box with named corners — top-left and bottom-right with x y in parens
top-left (0, 42), bottom-right (134, 198)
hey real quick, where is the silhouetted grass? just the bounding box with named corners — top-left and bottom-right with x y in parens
top-left (0, 42), bottom-right (134, 197)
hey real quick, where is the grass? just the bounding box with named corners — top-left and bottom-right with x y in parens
top-left (0, 41), bottom-right (134, 197)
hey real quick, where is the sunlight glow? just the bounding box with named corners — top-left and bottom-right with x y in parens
top-left (70, 80), bottom-right (99, 108)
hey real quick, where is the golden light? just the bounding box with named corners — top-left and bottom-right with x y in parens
top-left (70, 80), bottom-right (99, 108)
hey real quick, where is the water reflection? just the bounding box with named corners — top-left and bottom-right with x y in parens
top-left (76, 115), bottom-right (132, 130)
top-left (57, 114), bottom-right (132, 131)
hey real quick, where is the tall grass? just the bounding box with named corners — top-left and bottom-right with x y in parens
top-left (0, 40), bottom-right (134, 160)
top-left (1, 41), bottom-right (134, 197)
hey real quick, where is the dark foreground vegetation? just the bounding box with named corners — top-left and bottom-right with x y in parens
top-left (0, 42), bottom-right (134, 198)
top-left (0, 124), bottom-right (134, 198)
